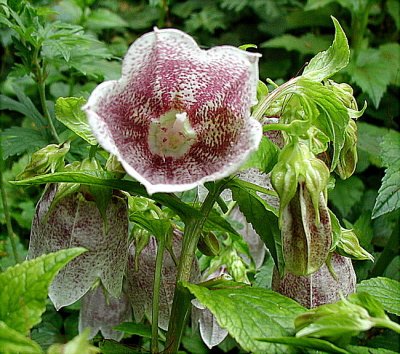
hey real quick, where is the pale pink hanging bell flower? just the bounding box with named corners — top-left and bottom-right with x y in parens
top-left (83, 28), bottom-right (262, 194)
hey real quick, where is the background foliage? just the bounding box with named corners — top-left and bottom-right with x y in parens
top-left (0, 0), bottom-right (399, 353)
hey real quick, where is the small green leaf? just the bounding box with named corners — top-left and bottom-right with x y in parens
top-left (357, 277), bottom-right (400, 316)
top-left (0, 321), bottom-right (42, 354)
top-left (302, 17), bottom-right (349, 81)
top-left (0, 248), bottom-right (85, 334)
top-left (55, 97), bottom-right (97, 145)
top-left (258, 336), bottom-right (350, 354)
top-left (182, 282), bottom-right (305, 353)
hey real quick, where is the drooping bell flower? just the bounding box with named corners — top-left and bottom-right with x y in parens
top-left (28, 184), bottom-right (129, 309)
top-left (83, 28), bottom-right (262, 194)
top-left (79, 284), bottom-right (132, 341)
top-left (272, 253), bottom-right (356, 308)
top-left (271, 141), bottom-right (332, 275)
top-left (126, 230), bottom-right (199, 330)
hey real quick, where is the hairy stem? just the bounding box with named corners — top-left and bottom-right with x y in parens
top-left (164, 182), bottom-right (223, 353)
top-left (0, 137), bottom-right (20, 264)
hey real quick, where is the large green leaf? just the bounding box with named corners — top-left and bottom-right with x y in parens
top-left (0, 248), bottom-right (85, 334)
top-left (302, 17), bottom-right (349, 82)
top-left (55, 97), bottom-right (97, 145)
top-left (357, 122), bottom-right (389, 168)
top-left (12, 171), bottom-right (197, 220)
top-left (373, 130), bottom-right (400, 218)
top-left (348, 48), bottom-right (392, 108)
top-left (182, 282), bottom-right (305, 353)
top-left (0, 321), bottom-right (42, 354)
top-left (357, 277), bottom-right (400, 316)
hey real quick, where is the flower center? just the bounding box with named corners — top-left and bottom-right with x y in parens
top-left (148, 111), bottom-right (197, 159)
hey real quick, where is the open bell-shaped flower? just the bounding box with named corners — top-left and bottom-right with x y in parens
top-left (83, 28), bottom-right (262, 194)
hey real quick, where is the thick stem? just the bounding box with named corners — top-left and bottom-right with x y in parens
top-left (151, 234), bottom-right (165, 353)
top-left (0, 137), bottom-right (20, 264)
top-left (164, 182), bottom-right (223, 353)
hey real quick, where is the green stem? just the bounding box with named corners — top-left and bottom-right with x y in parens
top-left (252, 77), bottom-right (299, 122)
top-left (32, 52), bottom-right (60, 144)
top-left (374, 318), bottom-right (400, 334)
top-left (0, 137), bottom-right (20, 264)
top-left (164, 182), bottom-right (224, 353)
top-left (350, 4), bottom-right (373, 58)
top-left (151, 234), bottom-right (165, 353)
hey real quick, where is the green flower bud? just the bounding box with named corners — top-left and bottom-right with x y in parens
top-left (281, 182), bottom-right (332, 275)
top-left (271, 141), bottom-right (330, 221)
top-left (105, 154), bottom-right (126, 179)
top-left (325, 80), bottom-right (358, 111)
top-left (17, 142), bottom-right (70, 180)
top-left (335, 119), bottom-right (358, 179)
top-left (198, 232), bottom-right (220, 256)
top-left (336, 227), bottom-right (374, 261)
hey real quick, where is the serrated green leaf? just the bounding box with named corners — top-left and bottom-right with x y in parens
top-left (379, 43), bottom-right (400, 86)
top-left (329, 176), bottom-right (365, 217)
top-left (357, 277), bottom-right (400, 316)
top-left (228, 180), bottom-right (283, 275)
top-left (380, 130), bottom-right (400, 168)
top-left (0, 248), bottom-right (85, 334)
top-left (0, 321), bottom-right (43, 354)
top-left (1, 127), bottom-right (49, 159)
top-left (373, 167), bottom-right (400, 218)
top-left (55, 97), bottom-right (97, 145)
top-left (357, 122), bottom-right (390, 168)
top-left (262, 33), bottom-right (331, 55)
top-left (302, 17), bottom-right (349, 81)
top-left (258, 336), bottom-right (350, 354)
top-left (346, 346), bottom-right (399, 354)
top-left (86, 8), bottom-right (128, 30)
top-left (348, 48), bottom-right (392, 108)
top-left (182, 282), bottom-right (305, 353)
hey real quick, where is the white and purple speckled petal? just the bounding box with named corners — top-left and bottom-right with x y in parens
top-left (28, 186), bottom-right (129, 309)
top-left (83, 28), bottom-right (262, 194)
top-left (79, 285), bottom-right (132, 341)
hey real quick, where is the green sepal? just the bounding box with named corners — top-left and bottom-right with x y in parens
top-left (16, 142), bottom-right (70, 180)
top-left (198, 232), bottom-right (220, 256)
top-left (336, 228), bottom-right (374, 261)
